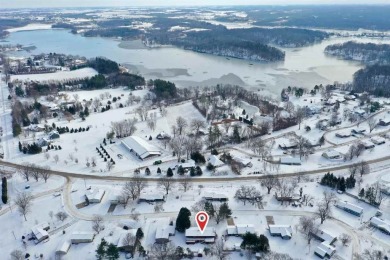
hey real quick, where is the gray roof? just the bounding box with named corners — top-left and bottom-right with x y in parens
top-left (122, 136), bottom-right (161, 159)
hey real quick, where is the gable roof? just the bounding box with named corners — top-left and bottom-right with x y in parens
top-left (122, 136), bottom-right (161, 159)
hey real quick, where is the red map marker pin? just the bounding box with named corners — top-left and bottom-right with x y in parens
top-left (195, 211), bottom-right (209, 234)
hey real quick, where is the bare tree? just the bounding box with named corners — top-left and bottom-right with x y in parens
top-left (10, 250), bottom-right (24, 260)
top-left (119, 182), bottom-right (137, 208)
top-left (14, 192), bottom-right (33, 221)
top-left (234, 185), bottom-right (263, 208)
top-left (122, 233), bottom-right (136, 256)
top-left (19, 163), bottom-right (33, 181)
top-left (302, 194), bottom-right (315, 206)
top-left (31, 165), bottom-right (40, 182)
top-left (357, 160), bottom-right (370, 177)
top-left (191, 119), bottom-right (206, 135)
top-left (133, 177), bottom-right (147, 197)
top-left (176, 116), bottom-right (188, 135)
top-left (44, 152), bottom-right (50, 160)
top-left (179, 176), bottom-right (192, 192)
top-left (40, 166), bottom-right (51, 183)
top-left (315, 191), bottom-right (336, 224)
top-left (158, 177), bottom-right (175, 195)
top-left (136, 106), bottom-right (149, 121)
top-left (339, 233), bottom-right (351, 247)
top-left (169, 136), bottom-right (186, 162)
top-left (106, 161), bottom-right (115, 171)
top-left (296, 106), bottom-right (307, 130)
top-left (212, 239), bottom-right (228, 260)
top-left (259, 174), bottom-right (279, 194)
top-left (297, 216), bottom-right (318, 245)
top-left (55, 211), bottom-right (68, 222)
top-left (275, 178), bottom-right (296, 205)
top-left (353, 249), bottom-right (386, 260)
top-left (348, 163), bottom-right (359, 176)
top-left (296, 136), bottom-right (313, 160)
top-left (92, 215), bottom-right (105, 234)
top-left (53, 154), bottom-right (59, 164)
top-left (367, 117), bottom-right (377, 133)
top-left (149, 242), bottom-right (177, 260)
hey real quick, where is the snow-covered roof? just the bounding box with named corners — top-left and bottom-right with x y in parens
top-left (322, 149), bottom-right (342, 158)
top-left (336, 131), bottom-right (351, 137)
top-left (208, 155), bottom-right (224, 167)
top-left (227, 224), bottom-right (255, 235)
top-left (371, 136), bottom-right (385, 144)
top-left (180, 159), bottom-right (195, 169)
top-left (280, 157), bottom-right (301, 165)
top-left (139, 193), bottom-right (165, 201)
top-left (71, 232), bottom-right (95, 241)
top-left (314, 241), bottom-right (335, 258)
top-left (155, 226), bottom-right (175, 240)
top-left (56, 240), bottom-right (71, 254)
top-left (116, 230), bottom-right (137, 248)
top-left (122, 136), bottom-right (161, 159)
top-left (268, 225), bottom-right (292, 238)
top-left (185, 227), bottom-right (216, 237)
top-left (370, 217), bottom-right (390, 233)
top-left (31, 222), bottom-right (49, 241)
top-left (86, 189), bottom-right (105, 202)
top-left (203, 192), bottom-right (228, 200)
top-left (316, 229), bottom-right (337, 243)
top-left (336, 201), bottom-right (363, 214)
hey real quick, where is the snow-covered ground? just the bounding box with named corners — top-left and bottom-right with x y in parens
top-left (10, 68), bottom-right (98, 82)
top-left (5, 23), bottom-right (53, 33)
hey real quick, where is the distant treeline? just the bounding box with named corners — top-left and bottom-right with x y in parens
top-left (352, 65), bottom-right (390, 97)
top-left (325, 41), bottom-right (390, 65)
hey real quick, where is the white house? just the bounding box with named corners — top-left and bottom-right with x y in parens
top-left (203, 192), bottom-right (228, 202)
top-left (86, 189), bottom-right (105, 203)
top-left (227, 224), bottom-right (255, 236)
top-left (155, 225), bottom-right (176, 244)
top-left (185, 227), bottom-right (216, 244)
top-left (322, 149), bottom-right (342, 160)
top-left (361, 140), bottom-right (375, 149)
top-left (336, 201), bottom-right (363, 216)
top-left (280, 157), bottom-right (301, 165)
top-left (121, 136), bottom-right (161, 160)
top-left (314, 241), bottom-right (336, 259)
top-left (208, 155), bottom-right (224, 167)
top-left (335, 131), bottom-right (351, 138)
top-left (139, 193), bottom-right (165, 203)
top-left (71, 232), bottom-right (95, 244)
top-left (268, 225), bottom-right (292, 239)
top-left (31, 222), bottom-right (50, 244)
top-left (371, 136), bottom-right (385, 145)
top-left (370, 217), bottom-right (390, 235)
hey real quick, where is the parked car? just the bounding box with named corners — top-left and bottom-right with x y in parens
top-left (25, 185), bottom-right (30, 189)
top-left (153, 160), bottom-right (162, 165)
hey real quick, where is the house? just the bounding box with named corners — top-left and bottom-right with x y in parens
top-left (37, 137), bottom-right (49, 147)
top-left (208, 155), bottom-right (225, 167)
top-left (378, 119), bottom-right (390, 126)
top-left (138, 193), bottom-right (165, 203)
top-left (116, 230), bottom-right (138, 252)
top-left (31, 222), bottom-right (50, 244)
top-left (203, 192), bottom-right (228, 202)
top-left (344, 94), bottom-right (356, 101)
top-left (314, 241), bottom-right (336, 259)
top-left (48, 131), bottom-right (60, 140)
top-left (155, 225), bottom-right (176, 244)
top-left (279, 157), bottom-right (301, 166)
top-left (370, 217), bottom-right (390, 235)
top-left (85, 189), bottom-right (105, 203)
top-left (180, 159), bottom-right (196, 169)
top-left (121, 136), bottom-right (161, 160)
top-left (351, 128), bottom-right (366, 135)
top-left (226, 224), bottom-right (255, 236)
top-left (312, 229), bottom-right (337, 244)
top-left (70, 232), bottom-right (95, 244)
top-left (335, 131), bottom-right (351, 138)
top-left (27, 124), bottom-right (45, 132)
top-left (322, 149), bottom-right (342, 160)
top-left (275, 193), bottom-right (300, 203)
top-left (354, 109), bottom-right (366, 117)
top-left (371, 136), bottom-right (385, 145)
top-left (232, 156), bottom-right (253, 168)
top-left (336, 201), bottom-right (363, 216)
top-left (268, 225), bottom-right (292, 239)
top-left (56, 240), bottom-right (71, 256)
top-left (279, 141), bottom-right (298, 150)
top-left (361, 140), bottom-right (375, 149)
top-left (185, 227), bottom-right (216, 244)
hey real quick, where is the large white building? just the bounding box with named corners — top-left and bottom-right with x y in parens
top-left (122, 136), bottom-right (161, 160)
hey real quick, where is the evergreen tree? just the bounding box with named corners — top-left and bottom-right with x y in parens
top-left (145, 167), bottom-right (151, 175)
top-left (190, 167), bottom-right (196, 177)
top-left (196, 166), bottom-right (203, 176)
top-left (175, 207), bottom-right (191, 232)
top-left (338, 177), bottom-right (346, 192)
top-left (232, 125), bottom-right (241, 143)
top-left (358, 188), bottom-right (365, 199)
top-left (216, 202), bottom-right (232, 224)
top-left (167, 168), bottom-right (173, 177)
top-left (204, 201), bottom-right (215, 217)
top-left (136, 227), bottom-right (144, 240)
top-left (241, 232), bottom-right (270, 253)
top-left (106, 244), bottom-right (119, 260)
top-left (96, 239), bottom-right (107, 260)
top-left (157, 167), bottom-right (161, 174)
top-left (18, 141), bottom-right (22, 152)
top-left (177, 166), bottom-right (185, 175)
top-left (2, 177), bottom-right (8, 204)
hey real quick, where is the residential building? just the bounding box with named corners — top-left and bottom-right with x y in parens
top-left (336, 201), bottom-right (363, 216)
top-left (155, 225), bottom-right (176, 244)
top-left (280, 157), bottom-right (301, 165)
top-left (370, 217), bottom-right (390, 235)
top-left (268, 225), bottom-right (292, 239)
top-left (138, 193), bottom-right (165, 203)
top-left (85, 189), bottom-right (105, 203)
top-left (371, 136), bottom-right (385, 145)
top-left (185, 227), bottom-right (216, 244)
top-left (70, 232), bottom-right (95, 244)
top-left (121, 136), bottom-right (161, 160)
top-left (203, 192), bottom-right (228, 202)
top-left (31, 222), bottom-right (50, 244)
top-left (227, 224), bottom-right (255, 236)
top-left (322, 149), bottom-right (342, 160)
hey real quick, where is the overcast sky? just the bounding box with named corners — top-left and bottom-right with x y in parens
top-left (2, 0), bottom-right (389, 8)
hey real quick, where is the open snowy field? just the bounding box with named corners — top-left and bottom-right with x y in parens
top-left (10, 68), bottom-right (98, 82)
top-left (5, 23), bottom-right (53, 33)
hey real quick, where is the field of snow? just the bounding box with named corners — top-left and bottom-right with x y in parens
top-left (10, 68), bottom-right (98, 82)
top-left (5, 23), bottom-right (53, 33)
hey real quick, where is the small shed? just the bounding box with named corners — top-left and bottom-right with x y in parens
top-left (371, 136), bottom-right (385, 145)
top-left (56, 240), bottom-right (71, 255)
top-left (208, 155), bottom-right (224, 167)
top-left (86, 189), bottom-right (105, 203)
